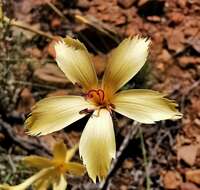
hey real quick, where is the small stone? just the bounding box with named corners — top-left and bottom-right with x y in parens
top-left (163, 171), bottom-right (182, 189)
top-left (117, 0), bottom-right (135, 9)
top-left (186, 170), bottom-right (200, 185)
top-left (147, 16), bottom-right (161, 22)
top-left (177, 145), bottom-right (199, 166)
top-left (123, 159), bottom-right (134, 169)
top-left (51, 18), bottom-right (61, 28)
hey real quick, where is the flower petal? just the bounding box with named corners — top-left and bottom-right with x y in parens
top-left (63, 162), bottom-right (85, 176)
top-left (53, 174), bottom-right (67, 190)
top-left (23, 156), bottom-right (53, 169)
top-left (25, 96), bottom-right (95, 136)
top-left (55, 37), bottom-right (98, 91)
top-left (33, 178), bottom-right (50, 190)
top-left (112, 89), bottom-right (182, 124)
top-left (66, 144), bottom-right (78, 162)
top-left (0, 168), bottom-right (53, 190)
top-left (53, 141), bottom-right (67, 162)
top-left (102, 36), bottom-right (150, 96)
top-left (79, 109), bottom-right (116, 183)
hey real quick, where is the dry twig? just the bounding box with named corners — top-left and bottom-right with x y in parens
top-left (0, 119), bottom-right (50, 156)
top-left (139, 127), bottom-right (152, 190)
top-left (1, 16), bottom-right (54, 40)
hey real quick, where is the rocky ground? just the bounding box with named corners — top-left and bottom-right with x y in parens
top-left (0, 0), bottom-right (200, 189)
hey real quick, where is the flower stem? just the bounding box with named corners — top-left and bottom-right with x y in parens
top-left (139, 128), bottom-right (151, 190)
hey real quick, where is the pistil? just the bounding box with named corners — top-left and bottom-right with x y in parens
top-left (85, 89), bottom-right (105, 105)
top-left (80, 89), bottom-right (115, 116)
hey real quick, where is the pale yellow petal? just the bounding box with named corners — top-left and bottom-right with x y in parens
top-left (112, 89), bottom-right (182, 124)
top-left (0, 184), bottom-right (12, 190)
top-left (33, 178), bottom-right (50, 190)
top-left (53, 174), bottom-right (67, 190)
top-left (25, 96), bottom-right (95, 136)
top-left (102, 36), bottom-right (150, 96)
top-left (0, 168), bottom-right (53, 190)
top-left (63, 162), bottom-right (85, 176)
top-left (53, 141), bottom-right (67, 162)
top-left (79, 109), bottom-right (116, 183)
top-left (23, 156), bottom-right (53, 169)
top-left (65, 144), bottom-right (78, 162)
top-left (33, 171), bottom-right (55, 190)
top-left (55, 37), bottom-right (98, 91)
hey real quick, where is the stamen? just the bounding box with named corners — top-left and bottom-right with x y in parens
top-left (87, 89), bottom-right (97, 99)
top-left (97, 89), bottom-right (105, 103)
top-left (85, 89), bottom-right (105, 104)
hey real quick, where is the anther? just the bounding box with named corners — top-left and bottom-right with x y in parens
top-left (97, 89), bottom-right (104, 103)
top-left (86, 90), bottom-right (96, 99)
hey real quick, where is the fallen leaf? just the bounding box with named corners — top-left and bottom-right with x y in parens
top-left (177, 145), bottom-right (199, 166)
top-left (17, 88), bottom-right (35, 114)
top-left (34, 63), bottom-right (70, 86)
top-left (162, 171), bottom-right (182, 189)
top-left (186, 170), bottom-right (200, 185)
top-left (180, 182), bottom-right (200, 190)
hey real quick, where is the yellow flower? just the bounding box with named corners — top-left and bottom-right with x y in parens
top-left (0, 142), bottom-right (85, 190)
top-left (25, 36), bottom-right (182, 182)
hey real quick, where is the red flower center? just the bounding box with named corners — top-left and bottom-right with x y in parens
top-left (85, 89), bottom-right (105, 105)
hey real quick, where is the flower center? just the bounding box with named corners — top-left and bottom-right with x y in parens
top-left (85, 89), bottom-right (105, 106)
top-left (80, 89), bottom-right (115, 115)
top-left (54, 162), bottom-right (68, 174)
top-left (57, 164), bottom-right (65, 173)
